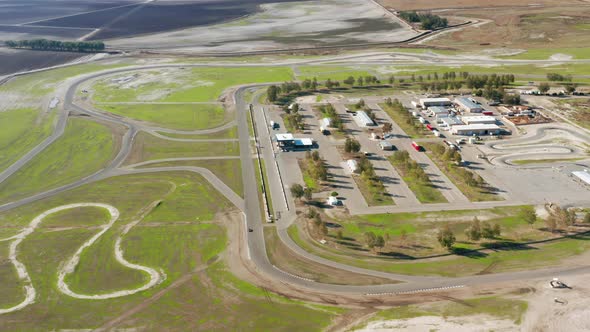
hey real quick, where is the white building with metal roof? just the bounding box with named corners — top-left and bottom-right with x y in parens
top-left (352, 111), bottom-right (375, 127)
top-left (455, 97), bottom-right (484, 113)
top-left (451, 124), bottom-right (501, 136)
top-left (460, 115), bottom-right (497, 125)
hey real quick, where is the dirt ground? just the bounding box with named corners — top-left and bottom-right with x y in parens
top-left (378, 0), bottom-right (590, 51)
top-left (521, 272), bottom-right (590, 331)
top-left (377, 0), bottom-right (586, 11)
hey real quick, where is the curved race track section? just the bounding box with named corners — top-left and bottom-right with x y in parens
top-left (0, 203), bottom-right (164, 315)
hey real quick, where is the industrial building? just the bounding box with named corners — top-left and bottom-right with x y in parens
top-left (451, 124), bottom-right (501, 136)
top-left (352, 110), bottom-right (375, 127)
top-left (428, 106), bottom-right (450, 119)
top-left (440, 116), bottom-right (464, 127)
top-left (455, 97), bottom-right (484, 113)
top-left (419, 97), bottom-right (452, 109)
top-left (275, 133), bottom-right (315, 151)
top-left (460, 116), bottom-right (497, 125)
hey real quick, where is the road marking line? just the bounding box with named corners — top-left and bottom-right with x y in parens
top-left (242, 212), bottom-right (251, 260)
top-left (272, 265), bottom-right (314, 282)
top-left (365, 285), bottom-right (465, 296)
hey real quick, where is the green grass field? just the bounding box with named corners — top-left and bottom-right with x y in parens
top-left (124, 132), bottom-right (239, 166)
top-left (92, 67), bottom-right (293, 103)
top-left (0, 118), bottom-right (116, 204)
top-left (97, 103), bottom-right (230, 130)
top-left (296, 65), bottom-right (373, 81)
top-left (0, 172), bottom-right (340, 330)
top-left (136, 159), bottom-right (243, 198)
top-left (498, 47), bottom-right (590, 60)
top-left (0, 108), bottom-right (55, 173)
top-left (155, 126), bottom-right (238, 140)
top-left (288, 204), bottom-right (590, 277)
top-left (290, 222), bottom-right (590, 277)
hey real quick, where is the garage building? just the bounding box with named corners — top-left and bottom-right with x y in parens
top-left (460, 116), bottom-right (497, 125)
top-left (428, 106), bottom-right (450, 118)
top-left (451, 124), bottom-right (501, 136)
top-left (419, 98), bottom-right (452, 109)
top-left (440, 116), bottom-right (464, 127)
top-left (455, 97), bottom-right (484, 113)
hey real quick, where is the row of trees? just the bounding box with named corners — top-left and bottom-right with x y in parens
top-left (390, 150), bottom-right (430, 183)
top-left (464, 218), bottom-right (502, 242)
top-left (343, 75), bottom-right (381, 87)
top-left (428, 144), bottom-right (487, 188)
top-left (5, 39), bottom-right (105, 52)
top-left (384, 98), bottom-right (426, 134)
top-left (547, 73), bottom-right (573, 82)
top-left (399, 11), bottom-right (449, 30)
top-left (303, 151), bottom-right (328, 185)
top-left (538, 82), bottom-right (578, 95)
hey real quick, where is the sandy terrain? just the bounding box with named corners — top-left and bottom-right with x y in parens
top-left (108, 0), bottom-right (418, 52)
top-left (358, 314), bottom-right (517, 331)
top-left (521, 271), bottom-right (590, 332)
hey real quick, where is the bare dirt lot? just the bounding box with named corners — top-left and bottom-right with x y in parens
top-left (378, 0), bottom-right (590, 50)
top-left (377, 0), bottom-right (586, 11)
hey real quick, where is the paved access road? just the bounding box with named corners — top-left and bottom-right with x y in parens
top-left (1, 64), bottom-right (590, 299)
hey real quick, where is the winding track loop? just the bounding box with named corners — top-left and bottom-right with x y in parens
top-left (0, 203), bottom-right (164, 315)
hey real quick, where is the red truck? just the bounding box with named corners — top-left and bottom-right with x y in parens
top-left (411, 141), bottom-right (422, 151)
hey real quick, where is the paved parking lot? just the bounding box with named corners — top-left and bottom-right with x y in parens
top-left (256, 91), bottom-right (590, 219)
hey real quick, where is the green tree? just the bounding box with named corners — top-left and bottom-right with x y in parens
top-left (267, 85), bottom-right (280, 103)
top-left (382, 122), bottom-right (393, 135)
top-left (481, 221), bottom-right (495, 239)
top-left (585, 213), bottom-right (590, 223)
top-left (374, 235), bottom-right (385, 252)
top-left (290, 184), bottom-right (304, 200)
top-left (538, 82), bottom-right (550, 94)
top-left (363, 231), bottom-right (377, 248)
top-left (464, 217), bottom-right (482, 241)
top-left (519, 206), bottom-right (537, 226)
top-left (437, 224), bottom-right (456, 250)
top-left (344, 138), bottom-right (361, 153)
top-left (304, 187), bottom-right (313, 201)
